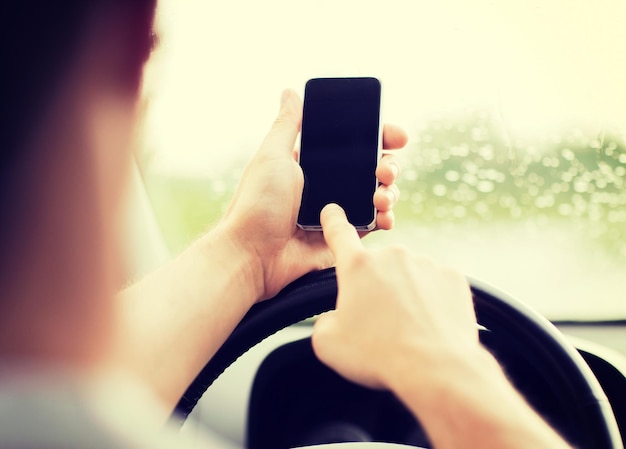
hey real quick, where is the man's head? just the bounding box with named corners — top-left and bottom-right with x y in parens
top-left (0, 1), bottom-right (156, 364)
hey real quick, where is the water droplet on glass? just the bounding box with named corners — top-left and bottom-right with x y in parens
top-left (535, 194), bottom-right (555, 209)
top-left (477, 180), bottom-right (495, 193)
top-left (558, 203), bottom-right (573, 216)
top-left (561, 148), bottom-right (575, 161)
top-left (574, 180), bottom-right (589, 193)
top-left (462, 173), bottom-right (478, 186)
top-left (445, 170), bottom-right (461, 182)
top-left (433, 184), bottom-right (447, 197)
top-left (405, 169), bottom-right (418, 181)
top-left (478, 145), bottom-right (494, 161)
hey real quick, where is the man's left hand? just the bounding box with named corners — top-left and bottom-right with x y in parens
top-left (220, 89), bottom-right (407, 301)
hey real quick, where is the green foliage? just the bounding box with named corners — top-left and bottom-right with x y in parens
top-left (142, 175), bottom-right (235, 254)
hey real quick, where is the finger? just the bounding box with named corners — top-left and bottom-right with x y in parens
top-left (259, 89), bottom-right (303, 158)
top-left (375, 209), bottom-right (395, 230)
top-left (320, 203), bottom-right (363, 262)
top-left (376, 153), bottom-right (400, 186)
top-left (373, 184), bottom-right (399, 212)
top-left (311, 311), bottom-right (339, 361)
top-left (382, 124), bottom-right (408, 150)
top-left (292, 140), bottom-right (301, 162)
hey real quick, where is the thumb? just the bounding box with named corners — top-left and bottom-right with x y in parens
top-left (311, 310), bottom-right (339, 362)
top-left (259, 89), bottom-right (303, 158)
top-left (320, 204), bottom-right (363, 264)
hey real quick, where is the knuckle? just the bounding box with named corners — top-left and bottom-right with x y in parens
top-left (350, 248), bottom-right (369, 264)
top-left (390, 183), bottom-right (400, 199)
top-left (412, 253), bottom-right (438, 269)
top-left (438, 264), bottom-right (460, 277)
top-left (383, 185), bottom-right (400, 206)
top-left (386, 244), bottom-right (412, 261)
top-left (440, 265), bottom-right (469, 286)
top-left (384, 155), bottom-right (401, 177)
top-left (272, 113), bottom-right (298, 132)
top-left (346, 248), bottom-right (372, 270)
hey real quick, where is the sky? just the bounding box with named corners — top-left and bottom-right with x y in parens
top-left (142, 0), bottom-right (626, 176)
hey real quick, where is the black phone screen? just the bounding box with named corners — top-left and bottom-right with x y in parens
top-left (297, 77), bottom-right (381, 229)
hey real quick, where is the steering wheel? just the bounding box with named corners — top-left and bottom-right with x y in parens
top-left (171, 268), bottom-right (622, 449)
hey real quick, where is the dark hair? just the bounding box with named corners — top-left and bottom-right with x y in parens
top-left (0, 1), bottom-right (155, 170)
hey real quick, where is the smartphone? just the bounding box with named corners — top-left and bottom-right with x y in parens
top-left (297, 77), bottom-right (382, 231)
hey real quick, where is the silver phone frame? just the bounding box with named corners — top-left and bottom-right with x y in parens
top-left (296, 77), bottom-right (383, 232)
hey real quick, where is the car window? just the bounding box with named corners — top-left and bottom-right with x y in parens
top-left (138, 0), bottom-right (626, 321)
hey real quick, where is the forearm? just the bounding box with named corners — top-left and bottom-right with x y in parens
top-left (388, 346), bottom-right (573, 449)
top-left (113, 224), bottom-right (262, 413)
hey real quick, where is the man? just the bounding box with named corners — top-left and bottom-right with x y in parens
top-left (0, 1), bottom-right (572, 448)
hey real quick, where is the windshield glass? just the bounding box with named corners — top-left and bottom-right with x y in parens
top-left (139, 0), bottom-right (626, 321)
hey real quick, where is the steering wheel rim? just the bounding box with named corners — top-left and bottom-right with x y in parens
top-left (172, 268), bottom-right (623, 449)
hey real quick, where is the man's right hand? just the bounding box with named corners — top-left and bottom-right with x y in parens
top-left (312, 203), bottom-right (479, 391)
top-left (312, 203), bottom-right (574, 449)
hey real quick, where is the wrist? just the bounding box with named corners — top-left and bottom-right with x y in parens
top-left (386, 343), bottom-right (572, 449)
top-left (386, 342), bottom-right (500, 407)
top-left (206, 221), bottom-right (266, 304)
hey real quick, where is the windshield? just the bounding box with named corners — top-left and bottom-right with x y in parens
top-left (139, 0), bottom-right (626, 321)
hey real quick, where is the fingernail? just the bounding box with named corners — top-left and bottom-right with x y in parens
top-left (322, 203), bottom-right (345, 216)
top-left (385, 189), bottom-right (396, 203)
top-left (323, 203), bottom-right (341, 213)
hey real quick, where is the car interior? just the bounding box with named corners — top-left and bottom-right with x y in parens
top-left (127, 1), bottom-right (626, 448)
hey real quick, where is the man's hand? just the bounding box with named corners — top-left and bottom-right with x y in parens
top-left (312, 203), bottom-right (478, 390)
top-left (115, 90), bottom-right (406, 413)
top-left (220, 89), bottom-right (407, 301)
top-left (311, 205), bottom-right (574, 449)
